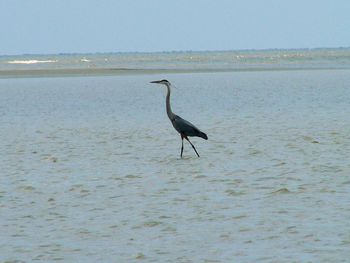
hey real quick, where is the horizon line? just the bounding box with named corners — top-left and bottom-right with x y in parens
top-left (1, 46), bottom-right (349, 57)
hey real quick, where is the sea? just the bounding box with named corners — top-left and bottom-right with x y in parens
top-left (1, 48), bottom-right (350, 262)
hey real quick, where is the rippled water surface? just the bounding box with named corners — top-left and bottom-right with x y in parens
top-left (1, 70), bottom-right (350, 262)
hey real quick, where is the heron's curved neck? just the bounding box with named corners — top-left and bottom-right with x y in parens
top-left (165, 84), bottom-right (175, 120)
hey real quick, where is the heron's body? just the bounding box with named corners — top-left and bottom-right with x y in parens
top-left (150, 79), bottom-right (208, 158)
top-left (171, 115), bottom-right (208, 139)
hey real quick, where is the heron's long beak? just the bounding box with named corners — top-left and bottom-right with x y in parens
top-left (150, 80), bottom-right (162, 84)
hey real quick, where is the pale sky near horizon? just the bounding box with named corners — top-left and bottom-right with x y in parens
top-left (0, 0), bottom-right (349, 55)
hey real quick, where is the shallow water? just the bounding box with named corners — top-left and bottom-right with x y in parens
top-left (1, 70), bottom-right (350, 262)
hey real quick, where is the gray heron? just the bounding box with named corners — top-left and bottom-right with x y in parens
top-left (150, 79), bottom-right (208, 158)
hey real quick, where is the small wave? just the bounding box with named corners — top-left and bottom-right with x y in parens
top-left (270, 188), bottom-right (291, 194)
top-left (80, 58), bottom-right (90, 62)
top-left (7, 59), bottom-right (58, 64)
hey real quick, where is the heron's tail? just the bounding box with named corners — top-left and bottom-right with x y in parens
top-left (198, 131), bottom-right (208, 140)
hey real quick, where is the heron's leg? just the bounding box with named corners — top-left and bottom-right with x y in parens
top-left (180, 135), bottom-right (184, 158)
top-left (185, 137), bottom-right (200, 157)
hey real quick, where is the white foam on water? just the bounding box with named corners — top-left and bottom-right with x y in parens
top-left (7, 59), bottom-right (58, 64)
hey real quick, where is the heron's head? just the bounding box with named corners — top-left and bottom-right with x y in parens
top-left (150, 79), bottom-right (170, 86)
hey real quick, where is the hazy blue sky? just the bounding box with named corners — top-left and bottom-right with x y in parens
top-left (1, 0), bottom-right (349, 55)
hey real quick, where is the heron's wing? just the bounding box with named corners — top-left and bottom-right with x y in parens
top-left (172, 115), bottom-right (201, 135)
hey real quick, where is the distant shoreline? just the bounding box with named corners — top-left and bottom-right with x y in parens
top-left (1, 48), bottom-right (349, 78)
top-left (1, 67), bottom-right (349, 79)
top-left (1, 46), bottom-right (349, 58)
